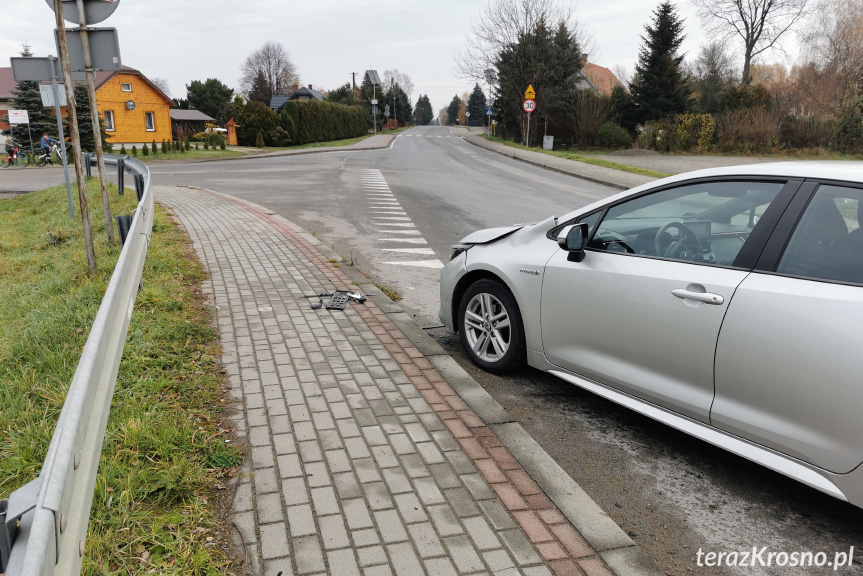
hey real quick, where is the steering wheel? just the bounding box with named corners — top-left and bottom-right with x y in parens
top-left (654, 221), bottom-right (703, 260)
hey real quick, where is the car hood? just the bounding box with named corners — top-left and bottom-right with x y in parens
top-left (459, 225), bottom-right (524, 245)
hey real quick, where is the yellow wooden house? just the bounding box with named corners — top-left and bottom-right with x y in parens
top-left (94, 66), bottom-right (173, 146)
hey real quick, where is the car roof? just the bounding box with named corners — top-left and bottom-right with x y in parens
top-left (667, 161), bottom-right (863, 184)
top-left (555, 161), bottom-right (863, 224)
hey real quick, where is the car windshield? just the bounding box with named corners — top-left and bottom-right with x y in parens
top-left (610, 182), bottom-right (754, 220)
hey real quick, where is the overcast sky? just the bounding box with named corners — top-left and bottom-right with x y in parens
top-left (2, 1), bottom-right (800, 115)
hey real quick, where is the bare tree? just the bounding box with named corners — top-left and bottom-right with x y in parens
top-left (240, 41), bottom-right (299, 98)
top-left (802, 0), bottom-right (863, 108)
top-left (149, 77), bottom-right (171, 97)
top-left (382, 70), bottom-right (414, 100)
top-left (611, 64), bottom-right (631, 87)
top-left (691, 0), bottom-right (812, 84)
top-left (454, 0), bottom-right (594, 85)
top-left (690, 40), bottom-right (736, 112)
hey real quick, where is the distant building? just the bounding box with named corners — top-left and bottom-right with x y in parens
top-left (577, 62), bottom-right (625, 97)
top-left (0, 65), bottom-right (173, 145)
top-left (170, 109), bottom-right (216, 142)
top-left (0, 67), bottom-right (16, 134)
top-left (94, 66), bottom-right (173, 145)
top-left (270, 84), bottom-right (324, 114)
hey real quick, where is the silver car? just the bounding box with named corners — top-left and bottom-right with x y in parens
top-left (439, 163), bottom-right (863, 508)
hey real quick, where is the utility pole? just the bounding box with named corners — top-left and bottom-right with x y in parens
top-left (54, 0), bottom-right (95, 275)
top-left (76, 0), bottom-right (115, 248)
top-left (351, 72), bottom-right (357, 91)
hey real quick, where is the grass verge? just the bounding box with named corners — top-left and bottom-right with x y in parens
top-left (481, 135), bottom-right (673, 179)
top-left (126, 148), bottom-right (244, 163)
top-left (0, 181), bottom-right (239, 574)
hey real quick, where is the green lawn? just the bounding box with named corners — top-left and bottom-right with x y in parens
top-left (123, 147), bottom-right (243, 163)
top-left (480, 135), bottom-right (673, 179)
top-left (0, 181), bottom-right (238, 574)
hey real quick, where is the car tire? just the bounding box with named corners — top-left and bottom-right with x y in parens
top-left (458, 278), bottom-right (525, 374)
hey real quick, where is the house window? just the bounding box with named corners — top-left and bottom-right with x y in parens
top-left (145, 112), bottom-right (155, 131)
top-left (104, 110), bottom-right (115, 131)
top-left (121, 83), bottom-right (132, 92)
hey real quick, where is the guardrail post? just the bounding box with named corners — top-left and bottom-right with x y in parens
top-left (134, 174), bottom-right (144, 202)
top-left (116, 214), bottom-right (133, 246)
top-left (84, 153), bottom-right (92, 179)
top-left (117, 158), bottom-right (125, 195)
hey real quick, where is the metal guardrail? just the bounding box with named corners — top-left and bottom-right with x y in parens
top-left (0, 155), bottom-right (155, 576)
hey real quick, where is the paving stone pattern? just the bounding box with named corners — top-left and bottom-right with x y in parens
top-left (156, 185), bottom-right (612, 576)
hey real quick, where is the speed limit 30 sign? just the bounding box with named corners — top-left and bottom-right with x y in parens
top-left (523, 99), bottom-right (536, 113)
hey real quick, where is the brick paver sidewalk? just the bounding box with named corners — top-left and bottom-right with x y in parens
top-left (156, 185), bottom-right (614, 576)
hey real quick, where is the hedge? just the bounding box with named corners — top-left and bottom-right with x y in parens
top-left (279, 100), bottom-right (367, 145)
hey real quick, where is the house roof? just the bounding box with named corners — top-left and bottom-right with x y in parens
top-left (0, 67), bottom-right (17, 101)
top-left (581, 62), bottom-right (624, 97)
top-left (0, 65), bottom-right (172, 105)
top-left (269, 94), bottom-right (291, 110)
top-left (288, 87), bottom-right (324, 101)
top-left (170, 109), bottom-right (215, 122)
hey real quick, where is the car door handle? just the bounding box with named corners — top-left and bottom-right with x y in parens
top-left (671, 289), bottom-right (724, 305)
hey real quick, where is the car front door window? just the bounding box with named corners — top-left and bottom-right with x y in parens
top-left (588, 181), bottom-right (785, 267)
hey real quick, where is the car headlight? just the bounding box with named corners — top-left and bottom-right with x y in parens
top-left (450, 244), bottom-right (472, 261)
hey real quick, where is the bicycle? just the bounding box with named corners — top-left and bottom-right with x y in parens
top-left (35, 142), bottom-right (66, 167)
top-left (0, 146), bottom-right (30, 168)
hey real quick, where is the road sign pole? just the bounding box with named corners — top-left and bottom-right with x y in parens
top-left (54, 0), bottom-right (96, 275)
top-left (76, 0), bottom-right (115, 248)
top-left (526, 112), bottom-right (530, 148)
top-left (48, 55), bottom-right (75, 220)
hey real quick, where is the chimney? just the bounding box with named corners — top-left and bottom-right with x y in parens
top-left (308, 84), bottom-right (313, 90)
top-left (581, 53), bottom-right (589, 63)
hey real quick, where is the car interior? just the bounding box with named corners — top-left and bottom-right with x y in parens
top-left (777, 186), bottom-right (863, 284)
top-left (585, 182), bottom-right (783, 266)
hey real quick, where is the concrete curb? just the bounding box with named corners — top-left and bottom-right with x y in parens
top-left (463, 134), bottom-right (651, 191)
top-left (191, 188), bottom-right (664, 576)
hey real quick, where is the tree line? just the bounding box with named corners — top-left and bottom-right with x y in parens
top-left (456, 0), bottom-right (862, 154)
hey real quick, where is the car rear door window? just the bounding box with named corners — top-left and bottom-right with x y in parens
top-left (588, 181), bottom-right (785, 266)
top-left (776, 185), bottom-right (863, 284)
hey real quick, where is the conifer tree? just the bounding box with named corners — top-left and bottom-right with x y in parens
top-left (4, 45), bottom-right (56, 151)
top-left (466, 84), bottom-right (487, 127)
top-left (629, 2), bottom-right (692, 123)
top-left (446, 95), bottom-right (461, 126)
top-left (412, 95), bottom-right (434, 125)
top-left (74, 85), bottom-right (111, 152)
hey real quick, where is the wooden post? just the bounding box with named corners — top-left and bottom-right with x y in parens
top-left (54, 0), bottom-right (96, 275)
top-left (76, 0), bottom-right (115, 248)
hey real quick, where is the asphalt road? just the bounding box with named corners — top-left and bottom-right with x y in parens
top-left (3, 126), bottom-right (861, 575)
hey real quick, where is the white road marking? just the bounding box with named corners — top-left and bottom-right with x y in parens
top-left (377, 238), bottom-right (428, 244)
top-left (379, 260), bottom-right (444, 269)
top-left (364, 168), bottom-right (443, 268)
top-left (381, 247), bottom-right (436, 254)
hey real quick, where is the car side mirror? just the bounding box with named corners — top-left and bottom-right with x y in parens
top-left (557, 223), bottom-right (589, 262)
